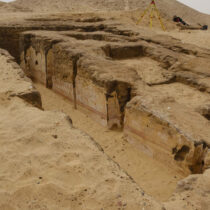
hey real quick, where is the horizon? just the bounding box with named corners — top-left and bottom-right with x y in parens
top-left (1, 0), bottom-right (210, 15)
top-left (177, 0), bottom-right (210, 15)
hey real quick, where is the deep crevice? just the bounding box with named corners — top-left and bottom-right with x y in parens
top-left (203, 114), bottom-right (210, 120)
top-left (190, 142), bottom-right (209, 174)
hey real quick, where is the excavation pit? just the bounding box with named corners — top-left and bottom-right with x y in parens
top-left (102, 44), bottom-right (145, 59)
top-left (34, 82), bottom-right (184, 201)
top-left (19, 29), bottom-right (210, 177)
top-left (1, 0), bottom-right (210, 207)
top-left (0, 16), bottom-right (210, 207)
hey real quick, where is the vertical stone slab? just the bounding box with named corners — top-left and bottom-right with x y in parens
top-left (52, 77), bottom-right (74, 101)
top-left (47, 46), bottom-right (75, 102)
top-left (76, 76), bottom-right (107, 126)
top-left (25, 46), bottom-right (47, 85)
top-left (107, 91), bottom-right (121, 129)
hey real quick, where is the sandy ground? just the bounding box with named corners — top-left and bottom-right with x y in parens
top-left (0, 51), bottom-right (163, 210)
top-left (0, 45), bottom-right (210, 210)
top-left (0, 1), bottom-right (210, 208)
top-left (34, 82), bottom-right (184, 202)
top-left (159, 29), bottom-right (210, 49)
top-left (153, 83), bottom-right (210, 111)
top-left (118, 57), bottom-right (174, 85)
top-left (2, 0), bottom-right (210, 27)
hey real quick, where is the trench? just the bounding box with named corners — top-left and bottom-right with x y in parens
top-left (1, 23), bottom-right (209, 202)
top-left (34, 82), bottom-right (184, 202)
top-left (19, 35), bottom-right (208, 202)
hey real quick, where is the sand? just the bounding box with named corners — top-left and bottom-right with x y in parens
top-left (34, 82), bottom-right (184, 202)
top-left (0, 0), bottom-right (210, 209)
top-left (0, 50), bottom-right (163, 210)
top-left (1, 0), bottom-right (210, 26)
top-left (0, 48), bottom-right (210, 209)
top-left (158, 29), bottom-right (210, 49)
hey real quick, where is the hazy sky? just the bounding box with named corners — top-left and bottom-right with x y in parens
top-left (1, 0), bottom-right (210, 14)
top-left (177, 0), bottom-right (210, 14)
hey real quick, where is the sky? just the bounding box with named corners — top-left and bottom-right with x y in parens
top-left (1, 0), bottom-right (210, 14)
top-left (177, 0), bottom-right (210, 14)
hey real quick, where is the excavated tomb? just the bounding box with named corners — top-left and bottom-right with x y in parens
top-left (0, 18), bottom-right (210, 205)
top-left (17, 27), bottom-right (210, 176)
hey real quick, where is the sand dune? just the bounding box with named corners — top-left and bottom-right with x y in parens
top-left (0, 0), bottom-right (209, 25)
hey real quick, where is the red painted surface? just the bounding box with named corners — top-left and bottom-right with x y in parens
top-left (124, 124), bottom-right (148, 141)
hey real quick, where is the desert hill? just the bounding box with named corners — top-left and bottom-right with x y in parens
top-left (0, 0), bottom-right (209, 26)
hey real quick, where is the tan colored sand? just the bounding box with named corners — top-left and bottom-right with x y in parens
top-left (153, 82), bottom-right (210, 111)
top-left (3, 0), bottom-right (210, 25)
top-left (160, 29), bottom-right (210, 49)
top-left (1, 0), bottom-right (210, 208)
top-left (0, 51), bottom-right (163, 210)
top-left (1, 0), bottom-right (210, 32)
top-left (35, 82), bottom-right (184, 202)
top-left (118, 57), bottom-right (174, 85)
top-left (164, 169), bottom-right (210, 210)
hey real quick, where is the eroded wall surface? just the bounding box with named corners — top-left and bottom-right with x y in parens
top-left (20, 32), bottom-right (125, 128)
top-left (124, 96), bottom-right (210, 175)
top-left (125, 108), bottom-right (198, 175)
